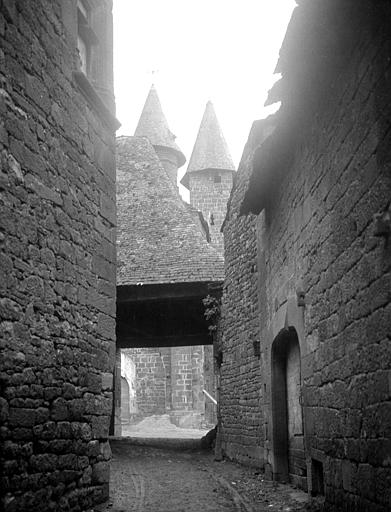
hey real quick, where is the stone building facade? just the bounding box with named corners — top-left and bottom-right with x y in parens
top-left (121, 348), bottom-right (166, 421)
top-left (116, 90), bottom-right (234, 431)
top-left (122, 346), bottom-right (210, 428)
top-left (0, 1), bottom-right (118, 510)
top-left (217, 120), bottom-right (274, 467)
top-left (116, 129), bottom-right (225, 432)
top-left (219, 1), bottom-right (391, 511)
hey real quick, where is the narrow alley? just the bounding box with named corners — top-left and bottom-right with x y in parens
top-left (100, 440), bottom-right (317, 512)
top-left (1, 2), bottom-right (390, 511)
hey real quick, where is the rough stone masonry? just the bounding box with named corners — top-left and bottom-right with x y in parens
top-left (0, 1), bottom-right (118, 511)
top-left (218, 1), bottom-right (391, 511)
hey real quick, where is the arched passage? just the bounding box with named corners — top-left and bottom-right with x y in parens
top-left (271, 327), bottom-right (305, 485)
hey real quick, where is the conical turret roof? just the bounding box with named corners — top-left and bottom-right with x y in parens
top-left (181, 101), bottom-right (235, 188)
top-left (134, 85), bottom-right (186, 167)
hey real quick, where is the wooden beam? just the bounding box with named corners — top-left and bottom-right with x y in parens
top-left (117, 281), bottom-right (222, 303)
top-left (117, 333), bottom-right (212, 349)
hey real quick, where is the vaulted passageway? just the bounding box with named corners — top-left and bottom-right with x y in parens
top-left (112, 282), bottom-right (219, 438)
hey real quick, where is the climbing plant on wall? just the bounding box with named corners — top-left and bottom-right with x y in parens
top-left (202, 294), bottom-right (221, 335)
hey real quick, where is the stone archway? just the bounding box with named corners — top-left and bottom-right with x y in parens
top-left (271, 327), bottom-right (304, 485)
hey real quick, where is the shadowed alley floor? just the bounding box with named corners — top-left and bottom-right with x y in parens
top-left (97, 439), bottom-right (322, 512)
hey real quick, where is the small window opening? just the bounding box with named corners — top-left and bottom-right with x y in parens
top-left (214, 175), bottom-right (221, 183)
top-left (311, 459), bottom-right (324, 496)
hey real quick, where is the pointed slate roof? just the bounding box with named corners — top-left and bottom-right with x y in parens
top-left (134, 85), bottom-right (186, 167)
top-left (117, 136), bottom-right (224, 286)
top-left (181, 101), bottom-right (235, 189)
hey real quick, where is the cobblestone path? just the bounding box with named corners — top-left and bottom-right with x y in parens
top-left (98, 440), bottom-right (320, 512)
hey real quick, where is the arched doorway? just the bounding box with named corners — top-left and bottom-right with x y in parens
top-left (271, 327), bottom-right (305, 485)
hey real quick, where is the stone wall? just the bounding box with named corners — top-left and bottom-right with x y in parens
top-left (169, 345), bottom-right (206, 428)
top-left (218, 121), bottom-right (273, 466)
top-left (189, 171), bottom-right (233, 253)
top-left (257, 5), bottom-right (391, 510)
top-left (122, 348), bottom-right (167, 420)
top-left (170, 346), bottom-right (194, 422)
top-left (121, 345), bottom-right (215, 428)
top-left (0, 1), bottom-right (117, 510)
top-left (220, 2), bottom-right (391, 510)
top-left (203, 345), bottom-right (217, 425)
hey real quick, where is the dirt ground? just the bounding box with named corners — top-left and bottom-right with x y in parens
top-left (97, 439), bottom-right (324, 512)
top-left (121, 414), bottom-right (209, 439)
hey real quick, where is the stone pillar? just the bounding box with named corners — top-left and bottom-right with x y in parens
top-left (191, 345), bottom-right (205, 424)
top-left (159, 347), bottom-right (172, 412)
top-left (170, 346), bottom-right (193, 426)
top-left (114, 347), bottom-right (122, 436)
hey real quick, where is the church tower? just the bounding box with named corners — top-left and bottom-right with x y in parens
top-left (135, 84), bottom-right (186, 186)
top-left (181, 101), bottom-right (235, 253)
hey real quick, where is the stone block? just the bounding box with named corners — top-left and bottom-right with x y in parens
top-left (58, 453), bottom-right (77, 470)
top-left (30, 454), bottom-right (58, 472)
top-left (0, 397), bottom-right (9, 422)
top-left (79, 465), bottom-right (92, 485)
top-left (9, 408), bottom-right (35, 427)
top-left (97, 312), bottom-right (116, 340)
top-left (51, 398), bottom-right (68, 421)
top-left (87, 440), bottom-right (100, 458)
top-left (101, 372), bottom-right (113, 391)
top-left (34, 407), bottom-right (50, 425)
top-left (99, 440), bottom-right (111, 461)
top-left (91, 461), bottom-right (109, 484)
top-left (90, 416), bottom-right (109, 440)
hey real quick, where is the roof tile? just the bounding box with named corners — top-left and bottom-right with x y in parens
top-left (117, 136), bottom-right (224, 286)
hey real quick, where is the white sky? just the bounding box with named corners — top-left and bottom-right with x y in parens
top-left (113, 0), bottom-right (296, 199)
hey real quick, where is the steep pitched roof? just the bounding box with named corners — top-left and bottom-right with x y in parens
top-left (117, 136), bottom-right (224, 286)
top-left (134, 85), bottom-right (186, 167)
top-left (181, 101), bottom-right (235, 188)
